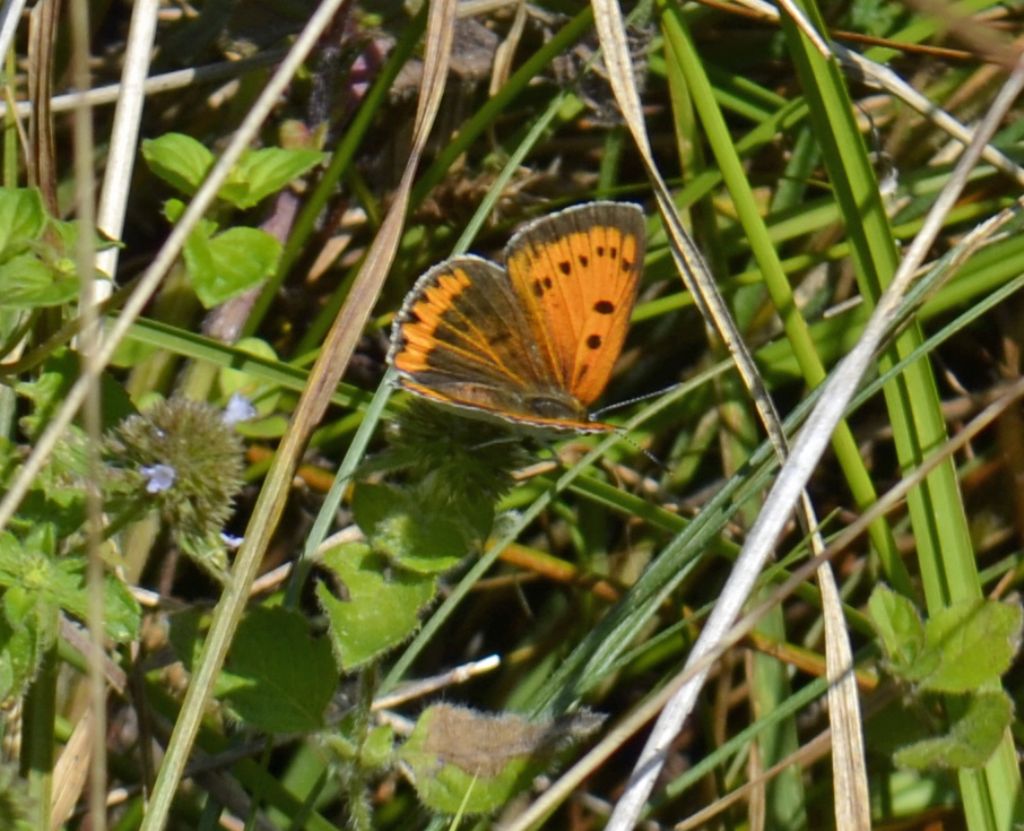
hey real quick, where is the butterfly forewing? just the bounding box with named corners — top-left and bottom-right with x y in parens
top-left (505, 202), bottom-right (645, 406)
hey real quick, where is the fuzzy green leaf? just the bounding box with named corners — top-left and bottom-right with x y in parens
top-left (361, 724), bottom-right (395, 770)
top-left (867, 584), bottom-right (929, 679)
top-left (183, 226), bottom-right (281, 308)
top-left (142, 133), bottom-right (215, 196)
top-left (398, 705), bottom-right (561, 815)
top-left (0, 603), bottom-right (48, 700)
top-left (217, 606), bottom-right (336, 733)
top-left (894, 691), bottom-right (1012, 770)
top-left (0, 531), bottom-right (60, 699)
top-left (316, 542), bottom-right (436, 670)
top-left (919, 599), bottom-right (1023, 693)
top-left (353, 482), bottom-right (477, 574)
top-left (0, 531), bottom-right (139, 643)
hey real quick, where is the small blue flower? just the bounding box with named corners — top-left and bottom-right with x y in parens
top-left (140, 463), bottom-right (177, 494)
top-left (223, 393), bottom-right (257, 426)
top-left (220, 532), bottom-right (244, 549)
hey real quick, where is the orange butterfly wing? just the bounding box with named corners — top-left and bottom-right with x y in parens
top-left (388, 256), bottom-right (593, 429)
top-left (504, 202), bottom-right (646, 406)
top-left (388, 202), bottom-right (646, 432)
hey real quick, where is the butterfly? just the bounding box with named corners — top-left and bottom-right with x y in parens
top-left (387, 201), bottom-right (646, 433)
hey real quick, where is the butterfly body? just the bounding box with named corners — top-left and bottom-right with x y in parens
top-left (388, 202), bottom-right (646, 433)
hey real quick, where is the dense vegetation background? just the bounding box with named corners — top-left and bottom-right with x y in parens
top-left (1, 0), bottom-right (1023, 828)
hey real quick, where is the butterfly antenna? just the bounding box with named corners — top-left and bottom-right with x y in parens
top-left (590, 382), bottom-right (685, 419)
top-left (584, 383), bottom-right (681, 472)
top-left (609, 426), bottom-right (669, 473)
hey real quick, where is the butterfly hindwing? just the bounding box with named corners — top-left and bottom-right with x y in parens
top-left (505, 202), bottom-right (645, 406)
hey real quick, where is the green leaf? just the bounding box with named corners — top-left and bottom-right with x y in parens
top-left (162, 198), bottom-right (186, 224)
top-left (232, 414), bottom-right (289, 439)
top-left (894, 691), bottom-right (1012, 770)
top-left (867, 584), bottom-right (929, 679)
top-left (398, 705), bottom-right (565, 814)
top-left (0, 532), bottom-right (140, 644)
top-left (219, 147), bottom-right (326, 209)
top-left (15, 350), bottom-right (134, 439)
top-left (361, 724), bottom-right (395, 770)
top-left (919, 599), bottom-right (1023, 693)
top-left (0, 252), bottom-right (79, 309)
top-left (217, 606), bottom-right (336, 733)
top-left (36, 555), bottom-right (138, 644)
top-left (13, 442), bottom-right (88, 537)
top-left (0, 584), bottom-right (57, 700)
top-left (0, 534), bottom-right (56, 698)
top-left (353, 482), bottom-right (477, 574)
top-left (142, 133), bottom-right (215, 196)
top-left (183, 226), bottom-right (281, 308)
top-left (316, 542), bottom-right (436, 670)
top-left (0, 188), bottom-right (46, 262)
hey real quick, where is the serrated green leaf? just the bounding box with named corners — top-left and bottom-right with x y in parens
top-left (0, 612), bottom-right (40, 700)
top-left (0, 188), bottom-right (46, 262)
top-left (183, 226), bottom-right (281, 308)
top-left (316, 542), bottom-right (435, 670)
top-left (217, 606), bottom-right (336, 733)
top-left (142, 133), bottom-right (215, 196)
top-left (398, 705), bottom-right (557, 814)
top-left (0, 252), bottom-right (79, 309)
top-left (0, 587), bottom-right (55, 700)
top-left (867, 584), bottom-right (928, 679)
top-left (919, 599), bottom-right (1023, 693)
top-left (38, 558), bottom-right (140, 644)
top-left (0, 532), bottom-right (140, 644)
top-left (0, 535), bottom-right (59, 699)
top-left (353, 482), bottom-right (475, 574)
top-left (894, 691), bottom-right (1012, 770)
top-left (219, 147), bottom-right (326, 209)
